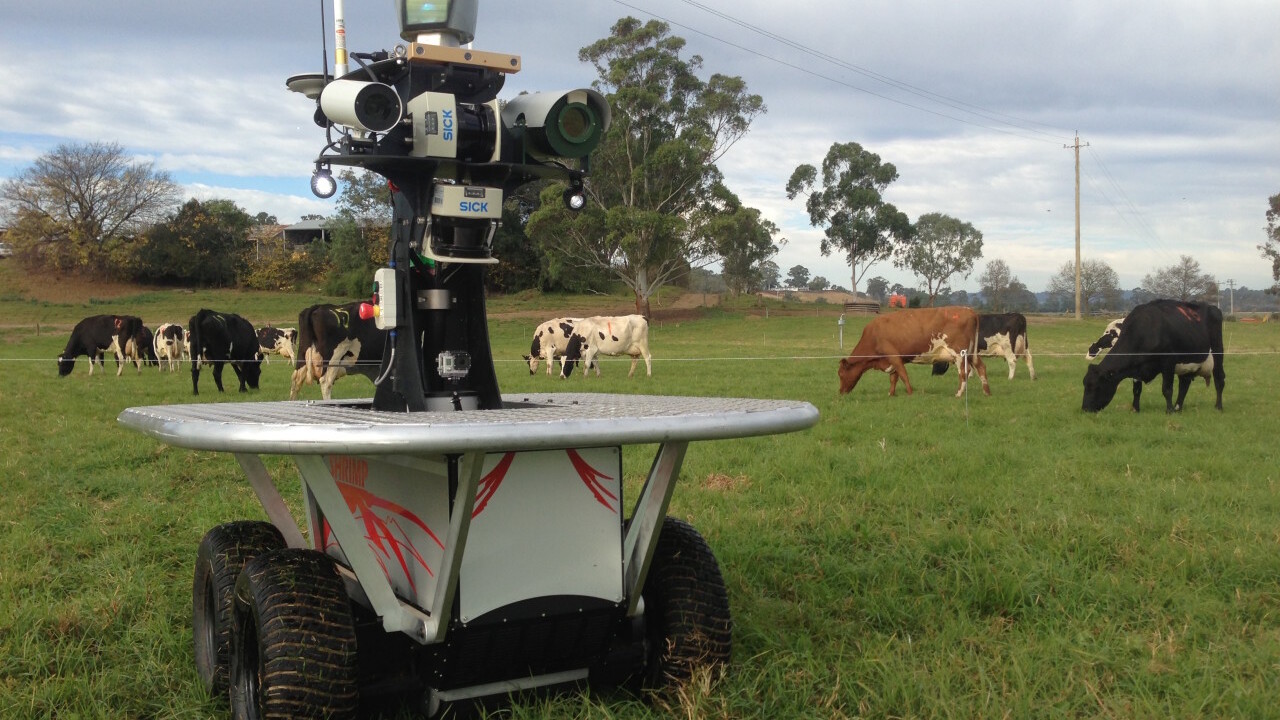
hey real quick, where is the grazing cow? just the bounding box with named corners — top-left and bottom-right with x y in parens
top-left (56, 315), bottom-right (142, 376)
top-left (838, 306), bottom-right (990, 397)
top-left (524, 317), bottom-right (584, 376)
top-left (256, 326), bottom-right (298, 365)
top-left (153, 323), bottom-right (186, 372)
top-left (188, 309), bottom-right (262, 395)
top-left (560, 315), bottom-right (653, 378)
top-left (1082, 300), bottom-right (1224, 413)
top-left (1085, 318), bottom-right (1125, 359)
top-left (110, 324), bottom-right (158, 373)
top-left (932, 312), bottom-right (1036, 380)
top-left (290, 302), bottom-right (387, 400)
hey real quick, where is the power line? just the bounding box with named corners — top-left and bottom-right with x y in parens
top-left (674, 0), bottom-right (1073, 142)
top-left (610, 0), bottom-right (1070, 145)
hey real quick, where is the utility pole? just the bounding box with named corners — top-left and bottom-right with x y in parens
top-left (1226, 278), bottom-right (1235, 315)
top-left (1065, 133), bottom-right (1089, 319)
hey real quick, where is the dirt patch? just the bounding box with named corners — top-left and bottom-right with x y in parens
top-left (757, 290), bottom-right (859, 305)
top-left (0, 264), bottom-right (170, 304)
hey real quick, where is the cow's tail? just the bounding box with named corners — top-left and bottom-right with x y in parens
top-left (294, 306), bottom-right (317, 376)
top-left (187, 311), bottom-right (204, 369)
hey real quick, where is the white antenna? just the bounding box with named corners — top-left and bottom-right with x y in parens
top-left (333, 0), bottom-right (349, 77)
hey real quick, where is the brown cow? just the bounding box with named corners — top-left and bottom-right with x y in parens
top-left (838, 306), bottom-right (991, 397)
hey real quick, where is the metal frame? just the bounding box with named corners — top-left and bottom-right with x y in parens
top-left (119, 394), bottom-right (818, 647)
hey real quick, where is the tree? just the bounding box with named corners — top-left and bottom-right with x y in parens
top-left (1140, 255), bottom-right (1217, 301)
top-left (695, 186), bottom-right (780, 297)
top-left (1258, 193), bottom-right (1280, 293)
top-left (757, 260), bottom-right (781, 291)
top-left (129, 199), bottom-right (252, 286)
top-left (785, 141), bottom-right (912, 294)
top-left (865, 276), bottom-right (889, 302)
top-left (808, 276), bottom-right (830, 291)
top-left (1048, 259), bottom-right (1123, 312)
top-left (322, 170), bottom-right (396, 296)
top-left (786, 265), bottom-right (810, 289)
top-left (978, 259), bottom-right (1014, 311)
top-left (895, 212), bottom-right (983, 306)
top-left (529, 18), bottom-right (766, 317)
top-left (0, 141), bottom-right (179, 275)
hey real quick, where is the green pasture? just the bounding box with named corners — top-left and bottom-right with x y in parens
top-left (1, 288), bottom-right (1278, 718)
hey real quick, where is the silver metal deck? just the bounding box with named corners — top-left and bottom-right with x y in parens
top-left (117, 393), bottom-right (820, 455)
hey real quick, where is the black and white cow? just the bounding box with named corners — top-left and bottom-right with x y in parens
top-left (57, 315), bottom-right (142, 376)
top-left (933, 312), bottom-right (1036, 380)
top-left (1082, 299), bottom-right (1224, 413)
top-left (256, 326), bottom-right (298, 365)
top-left (560, 314), bottom-right (653, 378)
top-left (188, 309), bottom-right (262, 395)
top-left (110, 324), bottom-right (158, 373)
top-left (523, 317), bottom-right (599, 376)
top-left (1085, 318), bottom-right (1125, 359)
top-left (153, 323), bottom-right (186, 372)
top-left (290, 302), bottom-right (387, 400)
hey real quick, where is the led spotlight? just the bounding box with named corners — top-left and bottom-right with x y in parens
top-left (311, 166), bottom-right (337, 199)
top-left (562, 188), bottom-right (586, 211)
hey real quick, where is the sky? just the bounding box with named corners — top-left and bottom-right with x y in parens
top-left (1, 0), bottom-right (1277, 295)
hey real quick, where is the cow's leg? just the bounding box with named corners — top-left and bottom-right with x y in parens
top-left (1160, 371), bottom-right (1178, 413)
top-left (973, 354), bottom-right (990, 396)
top-left (320, 368), bottom-right (346, 400)
top-left (1003, 347), bottom-right (1017, 381)
top-left (1212, 364), bottom-right (1225, 411)
top-left (191, 364), bottom-right (201, 395)
top-left (232, 362), bottom-right (248, 392)
top-left (212, 361), bottom-right (227, 393)
top-left (889, 360), bottom-right (912, 395)
top-left (643, 349), bottom-right (652, 377)
top-left (627, 355), bottom-right (638, 378)
top-left (289, 366), bottom-right (308, 400)
top-left (1173, 374), bottom-right (1195, 412)
top-left (1130, 379), bottom-right (1143, 412)
top-left (1018, 336), bottom-right (1036, 380)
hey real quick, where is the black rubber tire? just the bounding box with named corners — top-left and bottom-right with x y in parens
top-left (230, 549), bottom-right (358, 719)
top-left (640, 517), bottom-right (733, 692)
top-left (193, 521), bottom-right (286, 698)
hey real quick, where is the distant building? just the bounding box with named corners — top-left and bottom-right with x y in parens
top-left (281, 218), bottom-right (333, 245)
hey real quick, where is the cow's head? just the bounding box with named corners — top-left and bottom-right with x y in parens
top-left (1081, 364), bottom-right (1120, 412)
top-left (56, 355), bottom-right (75, 376)
top-left (560, 335), bottom-right (587, 378)
top-left (1085, 320), bottom-right (1123, 360)
top-left (527, 333), bottom-right (544, 375)
top-left (837, 357), bottom-right (871, 394)
top-left (241, 353), bottom-right (263, 390)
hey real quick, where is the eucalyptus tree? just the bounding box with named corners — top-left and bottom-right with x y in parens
top-left (1258, 192), bottom-right (1280, 293)
top-left (896, 212), bottom-right (983, 306)
top-left (527, 17), bottom-right (767, 317)
top-left (785, 141), bottom-right (911, 295)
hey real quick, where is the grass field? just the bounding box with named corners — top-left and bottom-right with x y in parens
top-left (1, 280), bottom-right (1278, 718)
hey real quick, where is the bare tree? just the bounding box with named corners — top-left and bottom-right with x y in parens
top-left (0, 141), bottom-right (180, 274)
top-left (1140, 255), bottom-right (1217, 301)
top-left (979, 259), bottom-right (1014, 311)
top-left (1048, 259), bottom-right (1123, 312)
